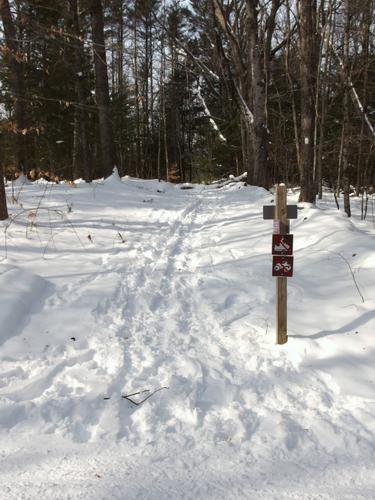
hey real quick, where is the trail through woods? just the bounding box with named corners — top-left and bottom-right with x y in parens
top-left (0, 177), bottom-right (374, 499)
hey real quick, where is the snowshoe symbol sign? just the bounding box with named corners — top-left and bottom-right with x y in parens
top-left (272, 256), bottom-right (293, 277)
top-left (272, 234), bottom-right (293, 255)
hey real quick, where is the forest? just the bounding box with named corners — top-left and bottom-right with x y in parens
top-left (0, 0), bottom-right (374, 218)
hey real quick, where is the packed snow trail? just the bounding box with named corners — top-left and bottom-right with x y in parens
top-left (0, 177), bottom-right (374, 499)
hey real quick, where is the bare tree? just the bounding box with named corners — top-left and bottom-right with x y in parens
top-left (210, 0), bottom-right (282, 186)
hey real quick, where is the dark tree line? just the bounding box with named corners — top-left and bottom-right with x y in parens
top-left (1, 0), bottom-right (374, 220)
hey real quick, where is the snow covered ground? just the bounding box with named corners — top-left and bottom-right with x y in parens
top-left (0, 173), bottom-right (374, 499)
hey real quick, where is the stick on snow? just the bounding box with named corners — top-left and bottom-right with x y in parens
top-left (122, 387), bottom-right (169, 406)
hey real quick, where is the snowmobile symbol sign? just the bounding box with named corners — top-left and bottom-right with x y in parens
top-left (272, 234), bottom-right (293, 255)
top-left (272, 256), bottom-right (294, 277)
top-left (272, 235), bottom-right (294, 276)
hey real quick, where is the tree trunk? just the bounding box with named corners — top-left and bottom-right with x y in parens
top-left (118, 1), bottom-right (124, 174)
top-left (69, 0), bottom-right (91, 181)
top-left (298, 0), bottom-right (318, 203)
top-left (316, 0), bottom-right (334, 199)
top-left (211, 0), bottom-right (253, 177)
top-left (72, 112), bottom-right (80, 180)
top-left (89, 0), bottom-right (116, 178)
top-left (355, 0), bottom-right (371, 195)
top-left (167, 13), bottom-right (180, 182)
top-left (0, 0), bottom-right (27, 174)
top-left (285, 0), bottom-right (301, 175)
top-left (0, 165), bottom-right (8, 220)
top-left (336, 123), bottom-right (344, 198)
top-left (246, 0), bottom-right (268, 186)
top-left (149, 11), bottom-right (155, 178)
top-left (240, 117), bottom-right (251, 179)
top-left (133, 9), bottom-right (142, 178)
top-left (144, 15), bottom-right (150, 178)
top-left (342, 0), bottom-right (351, 217)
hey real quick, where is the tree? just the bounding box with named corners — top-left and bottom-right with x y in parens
top-left (0, 0), bottom-right (28, 173)
top-left (298, 0), bottom-right (319, 202)
top-left (89, 0), bottom-right (116, 177)
top-left (0, 0), bottom-right (373, 189)
top-left (210, 0), bottom-right (282, 186)
top-left (68, 0), bottom-right (92, 181)
top-left (0, 165), bottom-right (8, 220)
top-left (245, 0), bottom-right (281, 186)
top-left (341, 0), bottom-right (351, 217)
top-left (355, 0), bottom-right (372, 196)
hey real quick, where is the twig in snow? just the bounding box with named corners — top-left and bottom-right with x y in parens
top-left (2, 207), bottom-right (85, 259)
top-left (122, 387), bottom-right (169, 406)
top-left (331, 251), bottom-right (365, 303)
top-left (265, 319), bottom-right (269, 336)
top-left (313, 250), bottom-right (365, 303)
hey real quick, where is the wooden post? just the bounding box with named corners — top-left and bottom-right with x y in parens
top-left (276, 184), bottom-right (288, 344)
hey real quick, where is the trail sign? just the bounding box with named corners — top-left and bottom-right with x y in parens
top-left (272, 234), bottom-right (293, 255)
top-left (263, 204), bottom-right (298, 220)
top-left (263, 184), bottom-right (298, 344)
top-left (263, 204), bottom-right (297, 234)
top-left (272, 256), bottom-right (294, 277)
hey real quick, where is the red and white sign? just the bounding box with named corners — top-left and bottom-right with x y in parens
top-left (272, 234), bottom-right (293, 255)
top-left (272, 256), bottom-right (294, 277)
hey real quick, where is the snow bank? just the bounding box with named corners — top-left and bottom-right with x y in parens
top-left (103, 166), bottom-right (122, 185)
top-left (12, 174), bottom-right (31, 186)
top-left (0, 266), bottom-right (53, 345)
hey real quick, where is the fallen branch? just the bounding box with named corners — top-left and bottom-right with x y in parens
top-left (122, 386), bottom-right (169, 406)
top-left (210, 172), bottom-right (248, 188)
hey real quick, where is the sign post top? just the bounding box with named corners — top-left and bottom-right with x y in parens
top-left (263, 204), bottom-right (298, 220)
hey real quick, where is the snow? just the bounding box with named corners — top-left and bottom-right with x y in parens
top-left (0, 178), bottom-right (374, 499)
top-left (103, 166), bottom-right (121, 185)
top-left (12, 174), bottom-right (32, 187)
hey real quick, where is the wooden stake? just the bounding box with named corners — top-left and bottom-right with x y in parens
top-left (276, 184), bottom-right (288, 344)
